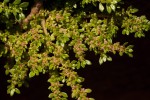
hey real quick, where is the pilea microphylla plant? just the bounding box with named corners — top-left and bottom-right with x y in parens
top-left (0, 0), bottom-right (150, 99)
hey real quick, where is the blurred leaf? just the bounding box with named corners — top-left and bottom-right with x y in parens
top-left (29, 71), bottom-right (35, 78)
top-left (10, 89), bottom-right (15, 96)
top-left (85, 89), bottom-right (92, 93)
top-left (106, 5), bottom-right (112, 13)
top-left (13, 0), bottom-right (21, 5)
top-left (99, 3), bottom-right (104, 12)
top-left (110, 4), bottom-right (115, 11)
top-left (128, 49), bottom-right (133, 53)
top-left (19, 2), bottom-right (29, 8)
top-left (85, 60), bottom-right (92, 65)
top-left (15, 88), bottom-right (20, 94)
top-left (99, 57), bottom-right (103, 65)
top-left (0, 8), bottom-right (2, 13)
top-left (107, 56), bottom-right (112, 61)
top-left (61, 92), bottom-right (68, 98)
top-left (3, 0), bottom-right (10, 3)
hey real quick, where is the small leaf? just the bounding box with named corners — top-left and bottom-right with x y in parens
top-left (29, 71), bottom-right (35, 78)
top-left (73, 4), bottom-right (77, 8)
top-left (128, 53), bottom-right (133, 57)
top-left (0, 8), bottom-right (2, 13)
top-left (77, 61), bottom-right (80, 69)
top-left (13, 0), bottom-right (21, 5)
top-left (110, 4), bottom-right (115, 11)
top-left (10, 89), bottom-right (15, 96)
top-left (35, 70), bottom-right (39, 76)
top-left (128, 49), bottom-right (133, 53)
top-left (61, 92), bottom-right (68, 98)
top-left (37, 66), bottom-right (42, 72)
top-left (3, 0), bottom-right (10, 3)
top-left (99, 3), bottom-right (104, 12)
top-left (50, 34), bottom-right (55, 41)
top-left (99, 57), bottom-right (103, 65)
top-left (130, 8), bottom-right (138, 13)
top-left (19, 2), bottom-right (29, 8)
top-left (15, 88), bottom-right (20, 94)
top-left (89, 98), bottom-right (95, 100)
top-left (85, 89), bottom-right (92, 93)
top-left (19, 13), bottom-right (25, 20)
top-left (101, 0), bottom-right (106, 3)
top-left (119, 52), bottom-right (123, 56)
top-left (106, 5), bottom-right (112, 13)
top-left (62, 79), bottom-right (65, 83)
top-left (5, 70), bottom-right (9, 75)
top-left (122, 29), bottom-right (126, 35)
top-left (103, 56), bottom-right (107, 62)
top-left (107, 56), bottom-right (112, 61)
top-left (48, 93), bottom-right (54, 98)
top-left (5, 11), bottom-right (9, 18)
top-left (85, 60), bottom-right (92, 65)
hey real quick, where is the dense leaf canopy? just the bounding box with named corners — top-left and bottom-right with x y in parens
top-left (0, 0), bottom-right (150, 99)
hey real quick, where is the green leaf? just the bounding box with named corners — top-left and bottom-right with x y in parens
top-left (19, 13), bottom-right (25, 20)
top-left (119, 52), bottom-right (123, 56)
top-left (15, 88), bottom-right (20, 94)
top-left (85, 89), bottom-right (92, 93)
top-left (10, 89), bottom-right (15, 96)
top-left (5, 11), bottom-right (9, 18)
top-left (110, 4), bottom-right (115, 11)
top-left (3, 0), bottom-right (10, 3)
top-left (62, 79), bottom-right (65, 83)
top-left (130, 8), bottom-right (138, 13)
top-left (19, 2), bottom-right (29, 8)
top-left (101, 0), bottom-right (106, 3)
top-left (106, 5), bottom-right (112, 13)
top-left (0, 8), bottom-right (2, 13)
top-left (103, 56), bottom-right (107, 62)
top-left (89, 98), bottom-right (95, 100)
top-left (50, 34), bottom-right (55, 41)
top-left (5, 70), bottom-right (9, 75)
top-left (128, 49), bottom-right (133, 53)
top-left (122, 29), bottom-right (126, 35)
top-left (29, 71), bottom-right (35, 78)
top-left (73, 4), bottom-right (77, 8)
top-left (13, 0), bottom-right (21, 5)
top-left (107, 56), bottom-right (112, 61)
top-left (62, 54), bottom-right (69, 59)
top-left (81, 61), bottom-right (86, 68)
top-left (35, 70), bottom-right (39, 76)
top-left (72, 91), bottom-right (77, 98)
top-left (99, 3), bottom-right (104, 12)
top-left (128, 53), bottom-right (133, 57)
top-left (61, 92), bottom-right (68, 98)
top-left (85, 60), bottom-right (92, 65)
top-left (99, 57), bottom-right (103, 65)
top-left (48, 93), bottom-right (54, 98)
top-left (77, 61), bottom-right (80, 69)
top-left (37, 66), bottom-right (42, 72)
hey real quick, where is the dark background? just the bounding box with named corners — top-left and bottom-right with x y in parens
top-left (0, 0), bottom-right (150, 100)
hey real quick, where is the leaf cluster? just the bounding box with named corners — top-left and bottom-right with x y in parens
top-left (0, 0), bottom-right (149, 99)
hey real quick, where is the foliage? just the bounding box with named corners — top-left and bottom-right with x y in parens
top-left (0, 0), bottom-right (150, 99)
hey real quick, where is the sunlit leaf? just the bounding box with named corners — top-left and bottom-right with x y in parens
top-left (19, 2), bottom-right (29, 8)
top-left (3, 0), bottom-right (10, 3)
top-left (29, 71), bottom-right (35, 78)
top-left (99, 3), bottom-right (104, 12)
top-left (110, 4), bottom-right (115, 11)
top-left (106, 5), bottom-right (112, 13)
top-left (13, 0), bottom-right (21, 5)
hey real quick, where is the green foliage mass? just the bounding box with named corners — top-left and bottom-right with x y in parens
top-left (0, 0), bottom-right (150, 99)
